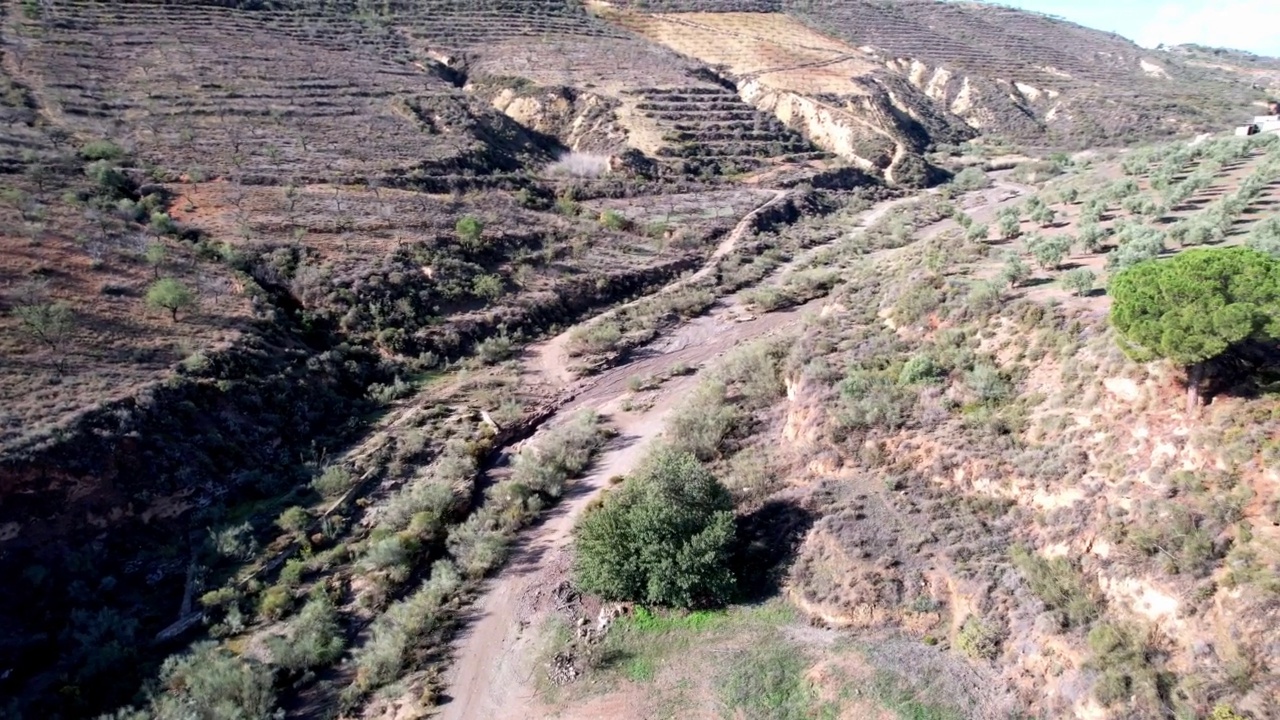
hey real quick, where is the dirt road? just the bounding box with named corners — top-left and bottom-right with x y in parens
top-left (435, 183), bottom-right (1033, 719)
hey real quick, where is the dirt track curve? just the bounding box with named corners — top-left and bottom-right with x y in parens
top-left (436, 181), bottom-right (1030, 720)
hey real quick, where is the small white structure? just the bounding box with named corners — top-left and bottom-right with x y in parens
top-left (1237, 125), bottom-right (1259, 137)
top-left (1252, 115), bottom-right (1280, 132)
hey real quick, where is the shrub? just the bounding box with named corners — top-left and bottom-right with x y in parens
top-left (210, 521), bottom-right (258, 561)
top-left (474, 332), bottom-right (515, 364)
top-left (839, 366), bottom-right (916, 430)
top-left (568, 320), bottom-right (623, 356)
top-left (1086, 622), bottom-right (1171, 711)
top-left (352, 560), bottom-right (461, 692)
top-left (1077, 223), bottom-right (1107, 254)
top-left (1028, 235), bottom-right (1069, 269)
top-left (966, 364), bottom-right (1010, 404)
top-left (1011, 546), bottom-right (1099, 628)
top-left (665, 381), bottom-right (740, 461)
top-left (124, 641), bottom-right (276, 719)
top-left (574, 448), bottom-right (736, 607)
top-left (81, 139), bottom-right (124, 161)
top-left (258, 584), bottom-right (293, 621)
top-left (471, 274), bottom-right (504, 303)
top-left (956, 617), bottom-right (1001, 660)
top-left (1061, 268), bottom-right (1096, 297)
top-left (455, 215), bottom-right (484, 249)
top-left (509, 410), bottom-right (608, 499)
top-left (950, 166), bottom-right (991, 191)
top-left (599, 209), bottom-right (630, 230)
top-left (276, 506), bottom-right (310, 536)
top-left (998, 214), bottom-right (1022, 240)
top-left (899, 354), bottom-right (944, 385)
top-left (312, 465), bottom-right (354, 498)
top-left (268, 590), bottom-right (345, 672)
top-left (446, 515), bottom-right (510, 579)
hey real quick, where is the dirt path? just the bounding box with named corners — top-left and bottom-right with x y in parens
top-left (435, 185), bottom-right (1017, 720)
top-left (533, 189), bottom-right (790, 386)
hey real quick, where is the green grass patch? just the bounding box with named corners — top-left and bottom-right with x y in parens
top-left (871, 670), bottom-right (966, 720)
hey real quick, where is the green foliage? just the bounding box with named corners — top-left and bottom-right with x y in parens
top-left (965, 364), bottom-right (1010, 404)
top-left (455, 215), bottom-right (484, 249)
top-left (276, 506), bottom-right (310, 535)
top-left (81, 140), bottom-right (124, 162)
top-left (509, 410), bottom-right (609, 499)
top-left (474, 332), bottom-right (515, 364)
top-left (268, 590), bottom-right (345, 672)
top-left (1000, 253), bottom-right (1031, 288)
top-left (665, 381), bottom-right (740, 461)
top-left (1061, 268), bottom-right (1096, 297)
top-left (718, 641), bottom-right (818, 720)
top-left (146, 278), bottom-right (197, 321)
top-left (949, 166), bottom-right (991, 192)
top-left (956, 617), bottom-right (1001, 660)
top-left (997, 213), bottom-right (1022, 240)
top-left (258, 584), bottom-right (293, 621)
top-left (1011, 546), bottom-right (1099, 629)
top-left (599, 209), bottom-right (630, 230)
top-left (1109, 247), bottom-right (1280, 369)
top-left (1086, 622), bottom-right (1173, 711)
top-left (1246, 217), bottom-right (1280, 258)
top-left (148, 212), bottom-right (178, 236)
top-left (312, 465), bottom-right (354, 498)
top-left (1029, 204), bottom-right (1057, 228)
top-left (573, 447), bottom-right (736, 607)
top-left (352, 560), bottom-right (461, 692)
top-left (12, 295), bottom-right (74, 352)
top-left (899, 354), bottom-right (944, 385)
top-left (471, 273), bottom-right (504, 303)
top-left (120, 641), bottom-right (276, 720)
top-left (1027, 234), bottom-right (1070, 270)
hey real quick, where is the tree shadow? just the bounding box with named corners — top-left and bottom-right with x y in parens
top-left (731, 497), bottom-right (814, 602)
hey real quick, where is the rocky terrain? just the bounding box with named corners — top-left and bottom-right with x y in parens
top-left (0, 1), bottom-right (1276, 719)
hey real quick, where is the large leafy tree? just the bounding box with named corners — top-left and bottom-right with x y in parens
top-left (1109, 247), bottom-right (1280, 411)
top-left (573, 448), bottom-right (736, 608)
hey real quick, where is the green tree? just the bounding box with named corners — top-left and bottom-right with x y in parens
top-left (573, 448), bottom-right (736, 607)
top-left (998, 213), bottom-right (1022, 241)
top-left (1061, 268), bottom-right (1096, 297)
top-left (146, 278), bottom-right (197, 321)
top-left (455, 215), bottom-right (484, 250)
top-left (144, 241), bottom-right (167, 277)
top-left (1001, 253), bottom-right (1031, 288)
top-left (1109, 247), bottom-right (1280, 412)
top-left (13, 297), bottom-right (74, 353)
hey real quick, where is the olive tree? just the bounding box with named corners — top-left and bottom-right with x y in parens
top-left (1109, 247), bottom-right (1280, 412)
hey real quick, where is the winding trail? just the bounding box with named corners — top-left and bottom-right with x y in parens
top-left (533, 189), bottom-right (789, 385)
top-left (436, 180), bottom-right (1032, 720)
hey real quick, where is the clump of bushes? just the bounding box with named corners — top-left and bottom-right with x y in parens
top-left (1011, 546), bottom-right (1099, 629)
top-left (268, 589), bottom-right (345, 673)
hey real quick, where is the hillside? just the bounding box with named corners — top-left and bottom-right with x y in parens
top-left (0, 1), bottom-right (1278, 719)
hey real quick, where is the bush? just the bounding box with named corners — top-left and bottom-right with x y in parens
top-left (1011, 546), bottom-right (1099, 628)
top-left (509, 410), bottom-right (608, 499)
top-left (124, 641), bottom-right (276, 719)
top-left (352, 560), bottom-right (461, 692)
top-left (258, 584), bottom-right (293, 621)
top-left (950, 166), bottom-right (991, 192)
top-left (966, 364), bottom-right (1010, 404)
top-left (276, 506), bottom-right (310, 536)
top-left (599, 209), bottom-right (630, 230)
top-left (568, 320), bottom-right (623, 356)
top-left (666, 381), bottom-right (740, 461)
top-left (268, 590), bottom-right (345, 672)
top-left (81, 139), bottom-right (124, 161)
top-left (312, 465), bottom-right (354, 498)
top-left (956, 617), bottom-right (1001, 660)
top-left (474, 332), bottom-right (515, 364)
top-left (574, 448), bottom-right (736, 607)
top-left (1001, 254), bottom-right (1031, 288)
top-left (1087, 622), bottom-right (1171, 711)
top-left (455, 215), bottom-right (484, 249)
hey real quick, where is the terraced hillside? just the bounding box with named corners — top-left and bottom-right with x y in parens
top-left (607, 0), bottom-right (1258, 147)
top-left (1, 1), bottom-right (1277, 719)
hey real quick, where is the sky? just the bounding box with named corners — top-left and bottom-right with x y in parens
top-left (996, 1), bottom-right (1280, 57)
